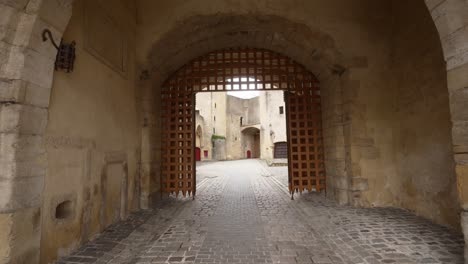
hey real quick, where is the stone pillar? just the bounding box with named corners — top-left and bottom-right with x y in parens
top-left (426, 1), bottom-right (468, 263)
top-left (0, 0), bottom-right (72, 262)
top-left (448, 65), bottom-right (468, 263)
top-left (462, 212), bottom-right (468, 262)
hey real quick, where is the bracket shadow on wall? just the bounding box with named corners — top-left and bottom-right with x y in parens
top-left (42, 29), bottom-right (76, 73)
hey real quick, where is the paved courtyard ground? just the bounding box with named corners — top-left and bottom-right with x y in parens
top-left (57, 160), bottom-right (464, 264)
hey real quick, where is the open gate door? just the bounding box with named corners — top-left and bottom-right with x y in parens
top-left (160, 47), bottom-right (325, 197)
top-left (285, 86), bottom-right (325, 194)
top-left (161, 88), bottom-right (195, 197)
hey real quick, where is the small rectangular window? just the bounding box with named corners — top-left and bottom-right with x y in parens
top-left (213, 128), bottom-right (216, 134)
top-left (214, 116), bottom-right (216, 121)
top-left (279, 106), bottom-right (284, 114)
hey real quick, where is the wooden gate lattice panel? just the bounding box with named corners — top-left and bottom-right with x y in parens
top-left (161, 47), bottom-right (325, 196)
top-left (286, 89), bottom-right (326, 193)
top-left (161, 90), bottom-right (195, 196)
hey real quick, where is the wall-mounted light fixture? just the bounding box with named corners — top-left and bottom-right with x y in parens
top-left (42, 29), bottom-right (76, 73)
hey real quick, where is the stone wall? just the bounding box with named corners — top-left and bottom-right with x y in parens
top-left (259, 91), bottom-right (287, 160)
top-left (245, 97), bottom-right (260, 126)
top-left (202, 93), bottom-right (286, 161)
top-left (0, 0), bottom-right (73, 263)
top-left (212, 138), bottom-right (227, 161)
top-left (225, 95), bottom-right (245, 160)
top-left (40, 0), bottom-right (141, 263)
top-left (136, 0), bottom-right (390, 208)
top-left (389, 0), bottom-right (458, 228)
top-left (135, 0), bottom-right (462, 229)
top-left (426, 4), bottom-right (468, 247)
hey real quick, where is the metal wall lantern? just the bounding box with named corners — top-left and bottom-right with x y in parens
top-left (42, 29), bottom-right (76, 73)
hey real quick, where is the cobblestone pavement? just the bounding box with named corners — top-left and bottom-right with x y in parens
top-left (57, 160), bottom-right (464, 264)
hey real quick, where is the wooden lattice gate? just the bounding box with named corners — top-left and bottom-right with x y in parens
top-left (160, 48), bottom-right (325, 197)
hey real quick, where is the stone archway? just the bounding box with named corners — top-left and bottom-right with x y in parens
top-left (242, 127), bottom-right (261, 159)
top-left (426, 2), bottom-right (468, 255)
top-left (159, 47), bottom-right (325, 196)
top-left (139, 13), bottom-right (349, 208)
top-left (2, 0), bottom-right (468, 263)
top-left (138, 1), bottom-right (466, 251)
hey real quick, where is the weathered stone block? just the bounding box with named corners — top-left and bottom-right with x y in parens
top-left (455, 153), bottom-right (468, 166)
top-left (0, 160), bottom-right (45, 180)
top-left (334, 188), bottom-right (349, 206)
top-left (333, 175), bottom-right (349, 190)
top-left (450, 88), bottom-right (468, 121)
top-left (349, 190), bottom-right (367, 207)
top-left (0, 207), bottom-right (41, 263)
top-left (452, 121), bottom-right (468, 151)
top-left (22, 47), bottom-right (56, 88)
top-left (428, 0), bottom-right (468, 69)
top-left (8, 11), bottom-right (36, 48)
top-left (0, 210), bottom-right (11, 261)
top-left (0, 4), bottom-right (20, 43)
top-left (0, 176), bottom-right (44, 211)
top-left (351, 177), bottom-right (369, 192)
top-left (1, 45), bottom-right (55, 89)
top-left (0, 43), bottom-right (24, 80)
top-left (461, 211), bottom-right (468, 261)
top-left (0, 79), bottom-right (25, 104)
top-left (456, 164), bottom-right (468, 210)
top-left (23, 81), bottom-right (52, 107)
top-left (0, 133), bottom-right (45, 163)
top-left (0, 104), bottom-right (48, 134)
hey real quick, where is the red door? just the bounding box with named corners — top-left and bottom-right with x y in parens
top-left (195, 147), bottom-right (201, 161)
top-left (247, 150), bottom-right (252, 159)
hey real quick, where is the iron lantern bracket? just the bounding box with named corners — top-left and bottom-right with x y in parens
top-left (42, 29), bottom-right (76, 73)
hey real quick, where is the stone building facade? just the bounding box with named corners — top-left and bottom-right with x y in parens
top-left (2, 0), bottom-right (468, 263)
top-left (196, 92), bottom-right (287, 161)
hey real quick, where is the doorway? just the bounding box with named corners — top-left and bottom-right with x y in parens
top-left (274, 142), bottom-right (288, 159)
top-left (195, 147), bottom-right (201, 161)
top-left (160, 47), bottom-right (325, 197)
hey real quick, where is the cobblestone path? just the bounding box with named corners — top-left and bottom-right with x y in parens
top-left (57, 160), bottom-right (464, 264)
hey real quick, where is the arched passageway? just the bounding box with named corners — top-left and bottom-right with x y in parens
top-left (159, 48), bottom-right (325, 196)
top-left (1, 0), bottom-right (468, 263)
top-left (242, 127), bottom-right (261, 159)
